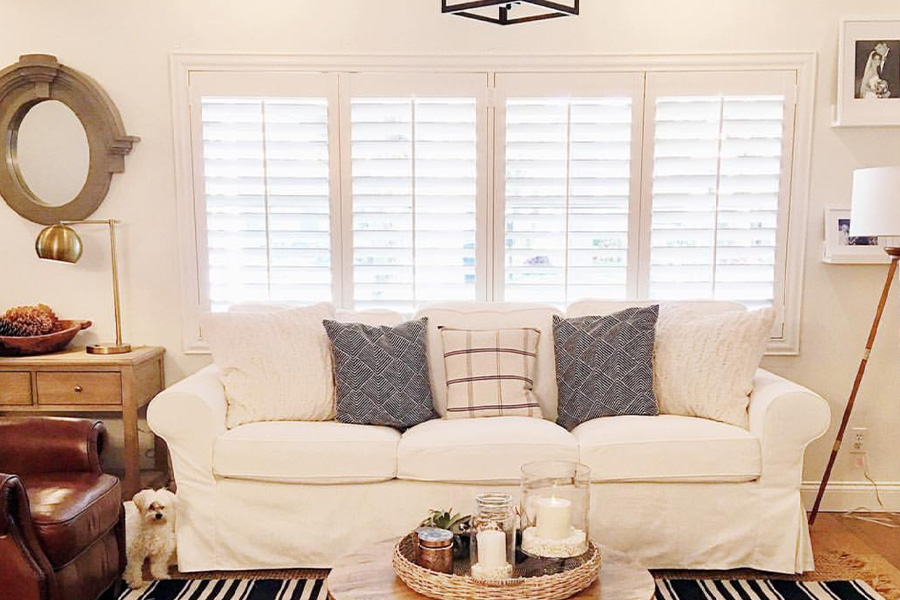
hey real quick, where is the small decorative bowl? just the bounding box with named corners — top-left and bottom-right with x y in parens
top-left (0, 320), bottom-right (92, 356)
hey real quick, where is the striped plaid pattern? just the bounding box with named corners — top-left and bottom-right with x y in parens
top-left (119, 577), bottom-right (327, 600)
top-left (441, 327), bottom-right (542, 419)
top-left (654, 579), bottom-right (884, 600)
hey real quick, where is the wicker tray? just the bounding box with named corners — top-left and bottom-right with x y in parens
top-left (392, 533), bottom-right (601, 600)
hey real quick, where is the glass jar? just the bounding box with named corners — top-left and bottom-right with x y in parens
top-left (520, 461), bottom-right (591, 558)
top-left (469, 493), bottom-right (515, 581)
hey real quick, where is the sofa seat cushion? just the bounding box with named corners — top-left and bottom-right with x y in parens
top-left (397, 417), bottom-right (578, 483)
top-left (213, 421), bottom-right (400, 484)
top-left (573, 415), bottom-right (761, 483)
top-left (24, 473), bottom-right (121, 568)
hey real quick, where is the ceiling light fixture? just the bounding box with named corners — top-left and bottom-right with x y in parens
top-left (442, 1), bottom-right (579, 26)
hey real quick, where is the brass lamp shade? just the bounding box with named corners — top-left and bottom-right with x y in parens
top-left (35, 224), bottom-right (83, 263)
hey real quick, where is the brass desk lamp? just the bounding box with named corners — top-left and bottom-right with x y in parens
top-left (35, 219), bottom-right (131, 355)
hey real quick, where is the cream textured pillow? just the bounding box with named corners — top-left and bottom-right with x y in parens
top-left (441, 328), bottom-right (543, 419)
top-left (202, 303), bottom-right (336, 428)
top-left (654, 307), bottom-right (774, 429)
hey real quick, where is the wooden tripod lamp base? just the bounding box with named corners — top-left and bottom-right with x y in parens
top-left (808, 246), bottom-right (900, 525)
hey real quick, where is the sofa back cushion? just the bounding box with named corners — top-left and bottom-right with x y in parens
top-left (414, 303), bottom-right (563, 419)
top-left (567, 299), bottom-right (745, 319)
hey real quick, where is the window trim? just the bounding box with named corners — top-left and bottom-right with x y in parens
top-left (170, 52), bottom-right (815, 355)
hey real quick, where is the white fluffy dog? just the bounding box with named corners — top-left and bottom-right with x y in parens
top-left (124, 488), bottom-right (177, 590)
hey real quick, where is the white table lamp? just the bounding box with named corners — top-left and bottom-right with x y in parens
top-left (810, 166), bottom-right (900, 525)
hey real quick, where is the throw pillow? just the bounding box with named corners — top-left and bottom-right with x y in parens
top-left (323, 318), bottom-right (437, 430)
top-left (201, 303), bottom-right (337, 429)
top-left (440, 327), bottom-right (543, 419)
top-left (553, 306), bottom-right (660, 431)
top-left (654, 307), bottom-right (774, 429)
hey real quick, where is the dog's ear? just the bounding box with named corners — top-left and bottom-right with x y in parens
top-left (132, 489), bottom-right (153, 512)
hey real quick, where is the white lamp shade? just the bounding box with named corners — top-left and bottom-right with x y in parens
top-left (850, 167), bottom-right (900, 236)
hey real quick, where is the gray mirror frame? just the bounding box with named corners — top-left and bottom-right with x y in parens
top-left (0, 54), bottom-right (139, 225)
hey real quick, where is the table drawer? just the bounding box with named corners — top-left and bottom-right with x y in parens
top-left (36, 372), bottom-right (122, 405)
top-left (0, 372), bottom-right (33, 406)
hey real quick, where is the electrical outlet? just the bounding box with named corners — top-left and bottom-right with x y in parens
top-left (850, 427), bottom-right (868, 454)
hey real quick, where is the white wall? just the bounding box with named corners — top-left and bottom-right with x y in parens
top-left (1, 0), bottom-right (899, 507)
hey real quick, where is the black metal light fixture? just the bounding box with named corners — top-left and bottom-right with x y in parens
top-left (442, 1), bottom-right (579, 26)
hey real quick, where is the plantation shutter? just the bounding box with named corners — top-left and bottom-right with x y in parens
top-left (495, 73), bottom-right (644, 304)
top-left (643, 71), bottom-right (797, 315)
top-left (193, 73), bottom-right (339, 311)
top-left (346, 73), bottom-right (488, 311)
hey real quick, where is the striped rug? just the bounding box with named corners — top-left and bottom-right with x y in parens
top-left (118, 577), bottom-right (885, 600)
top-left (656, 579), bottom-right (885, 599)
top-left (118, 578), bottom-right (327, 600)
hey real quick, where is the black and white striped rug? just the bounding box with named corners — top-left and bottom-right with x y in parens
top-left (656, 579), bottom-right (884, 599)
top-left (118, 578), bottom-right (885, 600)
top-left (118, 578), bottom-right (327, 600)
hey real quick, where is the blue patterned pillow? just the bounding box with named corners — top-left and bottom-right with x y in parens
top-left (553, 306), bottom-right (660, 431)
top-left (323, 317), bottom-right (438, 430)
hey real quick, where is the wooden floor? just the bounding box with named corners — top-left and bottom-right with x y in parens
top-left (813, 513), bottom-right (900, 570)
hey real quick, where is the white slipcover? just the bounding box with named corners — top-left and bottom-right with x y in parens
top-left (573, 415), bottom-right (761, 483)
top-left (148, 300), bottom-right (831, 575)
top-left (397, 417), bottom-right (578, 483)
top-left (213, 421), bottom-right (400, 484)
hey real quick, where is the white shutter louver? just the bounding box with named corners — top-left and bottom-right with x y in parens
top-left (201, 97), bottom-right (332, 311)
top-left (351, 97), bottom-right (478, 311)
top-left (504, 97), bottom-right (633, 304)
top-left (649, 94), bottom-right (786, 308)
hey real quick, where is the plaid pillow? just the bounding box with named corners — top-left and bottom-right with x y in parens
top-left (440, 328), bottom-right (543, 419)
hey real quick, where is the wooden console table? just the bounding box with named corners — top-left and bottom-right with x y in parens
top-left (0, 346), bottom-right (167, 498)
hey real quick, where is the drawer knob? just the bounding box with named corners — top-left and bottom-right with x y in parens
top-left (74, 385), bottom-right (83, 393)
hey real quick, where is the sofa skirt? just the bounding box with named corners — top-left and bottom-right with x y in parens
top-left (173, 477), bottom-right (813, 574)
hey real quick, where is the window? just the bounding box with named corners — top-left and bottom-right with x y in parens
top-left (175, 56), bottom-right (811, 354)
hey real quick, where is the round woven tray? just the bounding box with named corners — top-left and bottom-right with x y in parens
top-left (392, 534), bottom-right (602, 600)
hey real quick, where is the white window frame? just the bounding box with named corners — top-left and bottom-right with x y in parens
top-left (171, 52), bottom-right (815, 355)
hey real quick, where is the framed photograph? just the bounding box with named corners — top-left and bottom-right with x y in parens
top-left (836, 19), bottom-right (900, 127)
top-left (823, 208), bottom-right (891, 264)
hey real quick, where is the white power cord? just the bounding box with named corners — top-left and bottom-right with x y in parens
top-left (841, 453), bottom-right (899, 528)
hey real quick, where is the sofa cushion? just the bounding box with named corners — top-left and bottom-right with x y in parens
top-left (213, 421), bottom-right (400, 484)
top-left (24, 473), bottom-right (121, 568)
top-left (415, 303), bottom-right (563, 419)
top-left (572, 415), bottom-right (761, 483)
top-left (397, 417), bottom-right (578, 483)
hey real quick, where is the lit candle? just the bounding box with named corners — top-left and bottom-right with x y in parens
top-left (476, 530), bottom-right (507, 569)
top-left (535, 496), bottom-right (572, 540)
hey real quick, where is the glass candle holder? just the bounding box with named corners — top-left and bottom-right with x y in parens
top-left (469, 493), bottom-right (515, 581)
top-left (520, 461), bottom-right (591, 558)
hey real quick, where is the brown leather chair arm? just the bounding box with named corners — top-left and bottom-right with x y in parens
top-left (0, 417), bottom-right (108, 476)
top-left (0, 473), bottom-right (53, 600)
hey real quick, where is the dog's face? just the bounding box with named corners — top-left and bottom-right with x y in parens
top-left (132, 489), bottom-right (176, 526)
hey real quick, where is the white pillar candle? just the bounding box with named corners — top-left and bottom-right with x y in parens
top-left (476, 530), bottom-right (508, 569)
top-left (536, 497), bottom-right (572, 541)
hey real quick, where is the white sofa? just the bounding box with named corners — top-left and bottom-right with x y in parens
top-left (148, 301), bottom-right (830, 574)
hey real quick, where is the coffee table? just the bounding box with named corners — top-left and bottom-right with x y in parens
top-left (328, 540), bottom-right (655, 600)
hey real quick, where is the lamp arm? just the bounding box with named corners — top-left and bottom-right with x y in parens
top-left (60, 219), bottom-right (124, 347)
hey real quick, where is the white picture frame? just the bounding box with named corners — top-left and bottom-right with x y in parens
top-left (835, 18), bottom-right (900, 127)
top-left (823, 208), bottom-right (891, 264)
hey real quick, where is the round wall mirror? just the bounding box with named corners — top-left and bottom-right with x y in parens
top-left (0, 54), bottom-right (138, 225)
top-left (15, 100), bottom-right (90, 207)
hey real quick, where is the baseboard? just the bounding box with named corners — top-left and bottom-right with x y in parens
top-left (801, 480), bottom-right (900, 512)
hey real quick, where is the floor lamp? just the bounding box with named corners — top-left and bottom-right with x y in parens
top-left (809, 166), bottom-right (900, 526)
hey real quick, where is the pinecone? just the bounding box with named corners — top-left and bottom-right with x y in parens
top-left (1, 304), bottom-right (60, 337)
top-left (0, 317), bottom-right (30, 337)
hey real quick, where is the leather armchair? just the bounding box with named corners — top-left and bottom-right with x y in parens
top-left (0, 418), bottom-right (124, 600)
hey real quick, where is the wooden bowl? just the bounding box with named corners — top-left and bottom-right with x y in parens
top-left (0, 320), bottom-right (92, 356)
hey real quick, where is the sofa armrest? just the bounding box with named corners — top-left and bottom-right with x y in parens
top-left (749, 369), bottom-right (830, 488)
top-left (0, 474), bottom-right (53, 599)
top-left (0, 417), bottom-right (107, 476)
top-left (147, 364), bottom-right (226, 479)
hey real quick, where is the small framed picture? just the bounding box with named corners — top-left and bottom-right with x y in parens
top-left (823, 208), bottom-right (891, 264)
top-left (836, 19), bottom-right (900, 127)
